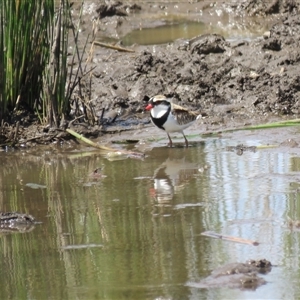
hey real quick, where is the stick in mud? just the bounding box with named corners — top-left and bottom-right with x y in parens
top-left (66, 129), bottom-right (145, 160)
top-left (93, 41), bottom-right (135, 53)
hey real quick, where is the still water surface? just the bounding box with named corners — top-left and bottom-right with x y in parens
top-left (1, 131), bottom-right (300, 299)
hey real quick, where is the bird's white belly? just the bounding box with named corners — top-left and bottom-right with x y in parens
top-left (163, 114), bottom-right (195, 133)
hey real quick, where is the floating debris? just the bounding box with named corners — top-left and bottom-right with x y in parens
top-left (88, 167), bottom-right (106, 178)
top-left (0, 212), bottom-right (37, 224)
top-left (174, 203), bottom-right (204, 209)
top-left (187, 259), bottom-right (271, 290)
top-left (201, 231), bottom-right (259, 246)
top-left (226, 144), bottom-right (256, 156)
top-left (246, 259), bottom-right (272, 273)
top-left (25, 183), bottom-right (47, 189)
top-left (287, 217), bottom-right (300, 230)
top-left (61, 244), bottom-right (104, 250)
top-left (280, 138), bottom-right (299, 148)
top-left (0, 212), bottom-right (41, 233)
top-left (105, 151), bottom-right (129, 161)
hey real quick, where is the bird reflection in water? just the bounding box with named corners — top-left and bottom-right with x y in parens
top-left (150, 155), bottom-right (207, 204)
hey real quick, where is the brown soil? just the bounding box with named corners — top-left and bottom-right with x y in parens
top-left (1, 0), bottom-right (300, 148)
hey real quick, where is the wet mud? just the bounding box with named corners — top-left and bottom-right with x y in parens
top-left (1, 0), bottom-right (300, 147)
top-left (187, 259), bottom-right (272, 290)
top-left (0, 212), bottom-right (39, 233)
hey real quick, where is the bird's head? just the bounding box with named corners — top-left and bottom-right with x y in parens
top-left (145, 95), bottom-right (170, 111)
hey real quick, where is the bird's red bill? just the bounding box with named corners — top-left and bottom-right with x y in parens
top-left (145, 104), bottom-right (153, 111)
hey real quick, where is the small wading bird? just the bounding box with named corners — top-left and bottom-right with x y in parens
top-left (145, 95), bottom-right (201, 147)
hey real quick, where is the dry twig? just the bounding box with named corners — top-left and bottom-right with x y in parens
top-left (201, 231), bottom-right (259, 246)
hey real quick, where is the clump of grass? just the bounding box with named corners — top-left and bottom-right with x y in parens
top-left (42, 0), bottom-right (94, 127)
top-left (0, 0), bottom-right (93, 128)
top-left (0, 0), bottom-right (54, 120)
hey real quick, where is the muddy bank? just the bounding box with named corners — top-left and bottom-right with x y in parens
top-left (86, 0), bottom-right (300, 123)
top-left (1, 0), bottom-right (300, 147)
top-left (0, 212), bottom-right (39, 233)
top-left (187, 259), bottom-right (272, 290)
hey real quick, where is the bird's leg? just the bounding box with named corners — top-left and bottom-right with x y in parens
top-left (183, 132), bottom-right (189, 147)
top-left (167, 133), bottom-right (173, 147)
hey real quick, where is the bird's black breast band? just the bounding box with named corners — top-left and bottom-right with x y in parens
top-left (151, 105), bottom-right (171, 130)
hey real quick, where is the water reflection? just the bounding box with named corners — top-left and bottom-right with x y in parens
top-left (0, 223), bottom-right (36, 234)
top-left (1, 133), bottom-right (300, 299)
top-left (151, 153), bottom-right (204, 203)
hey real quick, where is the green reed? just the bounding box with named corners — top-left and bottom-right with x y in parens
top-left (0, 0), bottom-right (85, 126)
top-left (0, 0), bottom-right (53, 119)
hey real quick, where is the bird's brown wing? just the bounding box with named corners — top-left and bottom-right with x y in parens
top-left (172, 103), bottom-right (200, 125)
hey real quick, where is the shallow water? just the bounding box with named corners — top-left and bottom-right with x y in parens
top-left (119, 6), bottom-right (271, 46)
top-left (1, 127), bottom-right (300, 299)
top-left (122, 21), bottom-right (207, 46)
top-left (121, 18), bottom-right (266, 46)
